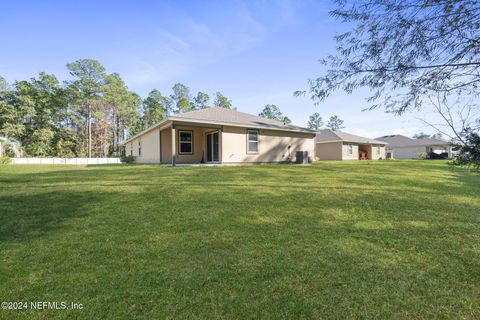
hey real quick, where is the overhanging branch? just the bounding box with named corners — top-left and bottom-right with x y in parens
top-left (357, 62), bottom-right (480, 73)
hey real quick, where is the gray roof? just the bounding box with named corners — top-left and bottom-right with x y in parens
top-left (125, 107), bottom-right (314, 143)
top-left (374, 134), bottom-right (450, 148)
top-left (171, 107), bottom-right (313, 132)
top-left (316, 129), bottom-right (387, 145)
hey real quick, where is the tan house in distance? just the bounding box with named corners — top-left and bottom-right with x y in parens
top-left (375, 134), bottom-right (452, 159)
top-left (315, 129), bottom-right (387, 160)
top-left (124, 107), bottom-right (316, 165)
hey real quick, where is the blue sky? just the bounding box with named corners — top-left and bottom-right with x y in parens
top-left (1, 0), bottom-right (439, 137)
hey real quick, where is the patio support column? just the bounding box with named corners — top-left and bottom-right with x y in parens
top-left (171, 124), bottom-right (176, 167)
top-left (219, 126), bottom-right (223, 163)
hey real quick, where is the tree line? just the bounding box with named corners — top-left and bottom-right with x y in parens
top-left (0, 59), bottom-right (233, 158)
top-left (258, 104), bottom-right (345, 131)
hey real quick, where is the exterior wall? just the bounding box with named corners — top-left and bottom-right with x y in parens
top-left (221, 126), bottom-right (315, 163)
top-left (125, 141), bottom-right (132, 157)
top-left (369, 144), bottom-right (386, 160)
top-left (342, 143), bottom-right (359, 160)
top-left (389, 146), bottom-right (427, 159)
top-left (315, 142), bottom-right (343, 160)
top-left (128, 128), bottom-right (160, 164)
top-left (160, 127), bottom-right (172, 164)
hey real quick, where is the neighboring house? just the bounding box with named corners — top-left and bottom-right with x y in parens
top-left (315, 129), bottom-right (387, 160)
top-left (124, 107), bottom-right (316, 165)
top-left (375, 135), bottom-right (452, 159)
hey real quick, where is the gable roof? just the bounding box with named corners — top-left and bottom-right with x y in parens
top-left (316, 129), bottom-right (387, 145)
top-left (375, 134), bottom-right (450, 148)
top-left (125, 107), bottom-right (314, 143)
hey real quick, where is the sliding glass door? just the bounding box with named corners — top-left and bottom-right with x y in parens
top-left (206, 132), bottom-right (219, 163)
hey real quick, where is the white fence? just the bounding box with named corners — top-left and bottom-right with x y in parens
top-left (11, 158), bottom-right (121, 165)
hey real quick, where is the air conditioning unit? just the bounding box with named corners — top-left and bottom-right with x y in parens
top-left (296, 151), bottom-right (309, 164)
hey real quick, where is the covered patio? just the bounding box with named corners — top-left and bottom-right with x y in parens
top-left (124, 120), bottom-right (224, 165)
top-left (158, 121), bottom-right (223, 166)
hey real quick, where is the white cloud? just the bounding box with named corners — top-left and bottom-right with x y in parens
top-left (121, 6), bottom-right (270, 90)
top-left (120, 0), bottom-right (309, 90)
top-left (123, 60), bottom-right (188, 87)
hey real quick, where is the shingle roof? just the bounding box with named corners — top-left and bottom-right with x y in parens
top-left (374, 134), bottom-right (450, 148)
top-left (316, 129), bottom-right (387, 145)
top-left (171, 107), bottom-right (313, 132)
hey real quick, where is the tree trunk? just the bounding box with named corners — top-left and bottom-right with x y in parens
top-left (87, 104), bottom-right (92, 158)
top-left (116, 115), bottom-right (120, 156)
top-left (112, 111), bottom-right (117, 156)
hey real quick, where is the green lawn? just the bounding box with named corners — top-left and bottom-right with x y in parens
top-left (0, 161), bottom-right (479, 319)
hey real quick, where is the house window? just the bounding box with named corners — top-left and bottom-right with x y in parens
top-left (348, 144), bottom-right (353, 155)
top-left (247, 129), bottom-right (259, 153)
top-left (138, 141), bottom-right (141, 156)
top-left (130, 143), bottom-right (133, 156)
top-left (179, 130), bottom-right (193, 154)
top-left (376, 146), bottom-right (381, 155)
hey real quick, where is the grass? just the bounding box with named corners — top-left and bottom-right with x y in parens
top-left (0, 160), bottom-right (479, 319)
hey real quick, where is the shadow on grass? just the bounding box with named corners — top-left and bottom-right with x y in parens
top-left (0, 191), bottom-right (103, 243)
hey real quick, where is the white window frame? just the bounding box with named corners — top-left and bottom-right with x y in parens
top-left (376, 146), bottom-right (381, 156)
top-left (138, 141), bottom-right (141, 156)
top-left (178, 130), bottom-right (193, 155)
top-left (247, 129), bottom-right (259, 154)
top-left (347, 144), bottom-right (353, 155)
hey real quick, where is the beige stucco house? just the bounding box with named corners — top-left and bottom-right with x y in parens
top-left (315, 129), bottom-right (387, 160)
top-left (124, 107), bottom-right (316, 165)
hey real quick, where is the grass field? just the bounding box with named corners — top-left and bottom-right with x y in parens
top-left (0, 161), bottom-right (479, 319)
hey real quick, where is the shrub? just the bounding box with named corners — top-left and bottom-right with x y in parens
top-left (0, 157), bottom-right (11, 165)
top-left (121, 155), bottom-right (135, 164)
top-left (415, 152), bottom-right (427, 159)
top-left (452, 130), bottom-right (480, 171)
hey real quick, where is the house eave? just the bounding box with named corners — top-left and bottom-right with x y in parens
top-left (169, 116), bottom-right (316, 134)
top-left (316, 140), bottom-right (387, 145)
top-left (123, 119), bottom-right (172, 144)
